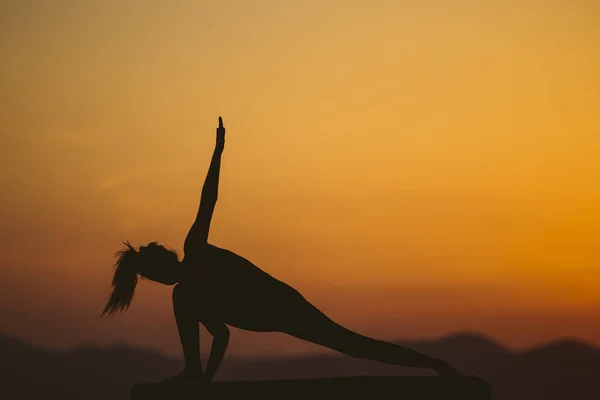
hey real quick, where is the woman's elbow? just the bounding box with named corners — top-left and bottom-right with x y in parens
top-left (220, 327), bottom-right (230, 341)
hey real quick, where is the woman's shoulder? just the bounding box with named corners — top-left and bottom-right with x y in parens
top-left (204, 243), bottom-right (241, 258)
top-left (181, 243), bottom-right (229, 265)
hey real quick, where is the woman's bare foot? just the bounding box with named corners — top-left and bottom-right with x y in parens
top-left (434, 359), bottom-right (462, 378)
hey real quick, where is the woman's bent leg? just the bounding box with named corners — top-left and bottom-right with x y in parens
top-left (279, 299), bottom-right (460, 376)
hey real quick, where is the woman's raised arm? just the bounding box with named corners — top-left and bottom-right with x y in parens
top-left (184, 117), bottom-right (225, 253)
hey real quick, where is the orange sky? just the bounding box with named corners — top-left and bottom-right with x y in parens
top-left (1, 0), bottom-right (600, 356)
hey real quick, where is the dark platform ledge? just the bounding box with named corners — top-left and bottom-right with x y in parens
top-left (131, 376), bottom-right (492, 400)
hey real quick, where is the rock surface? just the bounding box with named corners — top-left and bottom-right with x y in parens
top-left (131, 376), bottom-right (491, 400)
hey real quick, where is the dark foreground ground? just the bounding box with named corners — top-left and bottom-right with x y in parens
top-left (4, 332), bottom-right (600, 400)
top-left (131, 376), bottom-right (491, 400)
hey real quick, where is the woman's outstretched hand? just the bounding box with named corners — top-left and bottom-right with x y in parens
top-left (216, 116), bottom-right (225, 153)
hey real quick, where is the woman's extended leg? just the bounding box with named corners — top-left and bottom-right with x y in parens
top-left (279, 297), bottom-right (461, 376)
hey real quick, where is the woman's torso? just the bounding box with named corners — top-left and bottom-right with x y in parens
top-left (180, 244), bottom-right (301, 331)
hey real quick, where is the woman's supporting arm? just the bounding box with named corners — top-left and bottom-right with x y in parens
top-left (173, 285), bottom-right (203, 376)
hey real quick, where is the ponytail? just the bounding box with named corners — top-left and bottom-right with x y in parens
top-left (101, 241), bottom-right (139, 317)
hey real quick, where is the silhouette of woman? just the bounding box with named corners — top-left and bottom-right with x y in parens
top-left (102, 117), bottom-right (461, 383)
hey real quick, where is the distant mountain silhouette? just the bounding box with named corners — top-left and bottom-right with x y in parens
top-left (1, 332), bottom-right (598, 400)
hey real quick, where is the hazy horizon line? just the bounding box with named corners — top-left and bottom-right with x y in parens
top-left (4, 329), bottom-right (597, 360)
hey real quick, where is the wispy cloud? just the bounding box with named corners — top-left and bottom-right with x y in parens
top-left (48, 129), bottom-right (106, 149)
top-left (99, 177), bottom-right (120, 191)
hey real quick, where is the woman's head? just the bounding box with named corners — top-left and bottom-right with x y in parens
top-left (102, 241), bottom-right (180, 317)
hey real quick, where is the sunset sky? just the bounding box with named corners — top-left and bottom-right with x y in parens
top-left (1, 0), bottom-right (599, 357)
